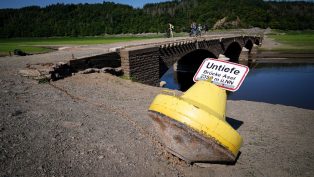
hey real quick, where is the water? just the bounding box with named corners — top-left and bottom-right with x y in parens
top-left (160, 59), bottom-right (314, 110)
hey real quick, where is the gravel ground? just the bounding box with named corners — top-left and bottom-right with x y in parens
top-left (1, 36), bottom-right (314, 177)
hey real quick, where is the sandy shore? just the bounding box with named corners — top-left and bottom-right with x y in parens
top-left (1, 33), bottom-right (314, 176)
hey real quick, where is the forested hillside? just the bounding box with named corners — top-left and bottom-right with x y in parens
top-left (0, 0), bottom-right (313, 37)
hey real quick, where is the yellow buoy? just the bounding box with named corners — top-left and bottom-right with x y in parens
top-left (148, 78), bottom-right (242, 163)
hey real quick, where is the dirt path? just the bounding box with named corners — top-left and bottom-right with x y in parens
top-left (259, 35), bottom-right (283, 50)
top-left (1, 52), bottom-right (314, 177)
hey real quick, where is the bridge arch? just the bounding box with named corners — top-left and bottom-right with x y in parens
top-left (245, 39), bottom-right (254, 52)
top-left (174, 49), bottom-right (216, 91)
top-left (176, 49), bottom-right (217, 71)
top-left (254, 39), bottom-right (260, 45)
top-left (224, 42), bottom-right (242, 62)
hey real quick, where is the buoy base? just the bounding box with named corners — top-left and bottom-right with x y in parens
top-left (149, 111), bottom-right (236, 164)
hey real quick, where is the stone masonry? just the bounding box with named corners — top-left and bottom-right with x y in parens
top-left (120, 45), bottom-right (160, 86)
top-left (120, 35), bottom-right (262, 86)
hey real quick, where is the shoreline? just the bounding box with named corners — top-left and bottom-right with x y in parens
top-left (256, 33), bottom-right (314, 62)
top-left (259, 31), bottom-right (314, 53)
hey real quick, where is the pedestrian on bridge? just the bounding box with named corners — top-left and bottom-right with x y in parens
top-left (197, 24), bottom-right (202, 36)
top-left (168, 23), bottom-right (174, 38)
top-left (204, 24), bottom-right (209, 34)
top-left (190, 22), bottom-right (197, 37)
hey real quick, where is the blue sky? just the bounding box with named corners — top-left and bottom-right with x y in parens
top-left (0, 0), bottom-right (313, 9)
top-left (0, 0), bottom-right (170, 9)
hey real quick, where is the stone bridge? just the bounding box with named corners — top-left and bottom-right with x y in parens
top-left (118, 35), bottom-right (262, 86)
top-left (64, 33), bottom-right (262, 86)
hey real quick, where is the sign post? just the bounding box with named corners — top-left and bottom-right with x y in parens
top-left (193, 58), bottom-right (249, 92)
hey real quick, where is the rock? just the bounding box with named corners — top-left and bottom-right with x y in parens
top-left (212, 16), bottom-right (241, 30)
top-left (20, 63), bottom-right (57, 81)
top-left (109, 47), bottom-right (122, 52)
top-left (100, 67), bottom-right (115, 73)
top-left (58, 47), bottom-right (71, 51)
top-left (212, 17), bottom-right (227, 30)
top-left (0, 127), bottom-right (5, 132)
top-left (76, 67), bottom-right (123, 75)
top-left (114, 67), bottom-right (123, 75)
top-left (50, 62), bottom-right (72, 80)
top-left (61, 121), bottom-right (83, 129)
top-left (100, 67), bottom-right (123, 76)
top-left (78, 68), bottom-right (100, 74)
top-left (218, 54), bottom-right (230, 61)
top-left (19, 69), bottom-right (41, 77)
top-left (10, 110), bottom-right (23, 116)
top-left (160, 81), bottom-right (167, 87)
top-left (38, 68), bottom-right (54, 76)
top-left (36, 76), bottom-right (50, 84)
top-left (13, 49), bottom-right (28, 56)
top-left (264, 27), bottom-right (272, 34)
top-left (242, 47), bottom-right (250, 52)
top-left (52, 62), bottom-right (65, 70)
top-left (44, 74), bottom-right (51, 80)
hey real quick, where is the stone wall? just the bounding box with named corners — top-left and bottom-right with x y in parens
top-left (120, 46), bottom-right (160, 86)
top-left (69, 52), bottom-right (120, 71)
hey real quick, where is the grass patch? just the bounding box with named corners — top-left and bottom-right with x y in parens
top-left (0, 34), bottom-right (164, 56)
top-left (0, 44), bottom-right (53, 56)
top-left (119, 75), bottom-right (137, 81)
top-left (266, 30), bottom-right (314, 52)
top-left (37, 77), bottom-right (50, 84)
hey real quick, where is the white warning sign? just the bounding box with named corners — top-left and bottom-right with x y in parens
top-left (193, 58), bottom-right (249, 92)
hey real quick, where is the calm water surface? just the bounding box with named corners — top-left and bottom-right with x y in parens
top-left (160, 59), bottom-right (314, 110)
